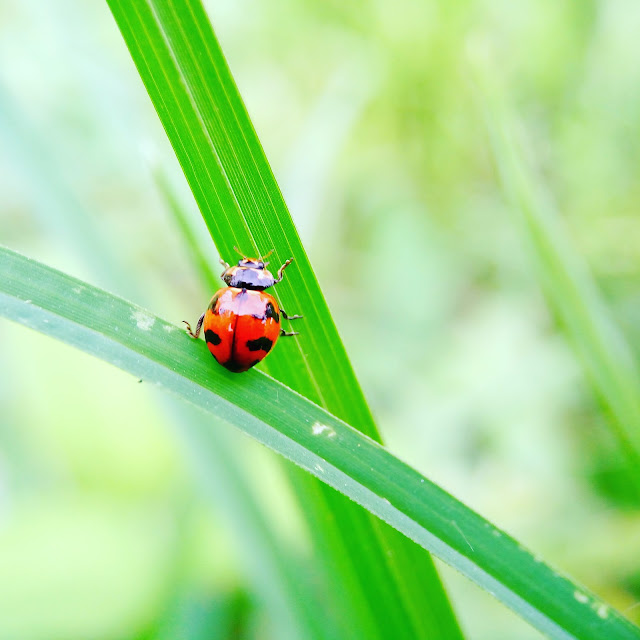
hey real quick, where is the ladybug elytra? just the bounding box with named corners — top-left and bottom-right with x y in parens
top-left (183, 251), bottom-right (302, 373)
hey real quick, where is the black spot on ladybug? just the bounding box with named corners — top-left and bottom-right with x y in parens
top-left (265, 302), bottom-right (279, 322)
top-left (205, 329), bottom-right (221, 345)
top-left (246, 336), bottom-right (273, 352)
top-left (224, 359), bottom-right (248, 373)
top-left (250, 359), bottom-right (261, 368)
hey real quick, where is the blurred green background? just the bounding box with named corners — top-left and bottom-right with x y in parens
top-left (1, 0), bottom-right (640, 638)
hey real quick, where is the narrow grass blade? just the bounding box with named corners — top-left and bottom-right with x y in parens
top-left (2, 246), bottom-right (640, 639)
top-left (106, 0), bottom-right (462, 636)
top-left (106, 0), bottom-right (372, 426)
top-left (475, 60), bottom-right (640, 496)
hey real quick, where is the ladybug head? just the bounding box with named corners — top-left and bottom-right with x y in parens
top-left (222, 256), bottom-right (276, 291)
top-left (237, 257), bottom-right (265, 269)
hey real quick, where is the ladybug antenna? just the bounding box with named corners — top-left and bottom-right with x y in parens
top-left (260, 248), bottom-right (274, 262)
top-left (232, 246), bottom-right (246, 258)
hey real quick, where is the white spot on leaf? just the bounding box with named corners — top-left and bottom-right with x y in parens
top-left (574, 591), bottom-right (589, 604)
top-left (312, 422), bottom-right (336, 438)
top-left (131, 310), bottom-right (155, 331)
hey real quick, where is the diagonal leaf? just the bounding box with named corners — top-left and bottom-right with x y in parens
top-left (107, 0), bottom-right (371, 425)
top-left (106, 0), bottom-right (461, 637)
top-left (2, 246), bottom-right (640, 640)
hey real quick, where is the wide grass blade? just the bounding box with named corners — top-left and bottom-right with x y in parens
top-left (106, 0), bottom-right (462, 636)
top-left (3, 246), bottom-right (640, 639)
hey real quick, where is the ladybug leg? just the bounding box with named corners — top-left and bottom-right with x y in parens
top-left (280, 307), bottom-right (302, 336)
top-left (183, 312), bottom-right (205, 339)
top-left (280, 308), bottom-right (303, 320)
top-left (274, 257), bottom-right (294, 283)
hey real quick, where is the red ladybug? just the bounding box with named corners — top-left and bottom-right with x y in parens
top-left (183, 251), bottom-right (302, 373)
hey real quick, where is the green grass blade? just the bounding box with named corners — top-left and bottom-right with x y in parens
top-left (106, 1), bottom-right (462, 637)
top-left (107, 0), bottom-right (371, 427)
top-left (3, 246), bottom-right (640, 640)
top-left (153, 149), bottom-right (455, 638)
top-left (476, 60), bottom-right (640, 494)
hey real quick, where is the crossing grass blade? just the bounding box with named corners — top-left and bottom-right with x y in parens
top-left (106, 0), bottom-right (462, 637)
top-left (2, 246), bottom-right (640, 640)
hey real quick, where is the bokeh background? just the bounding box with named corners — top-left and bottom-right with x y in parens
top-left (1, 0), bottom-right (640, 638)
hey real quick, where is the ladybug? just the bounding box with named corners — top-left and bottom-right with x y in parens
top-left (183, 251), bottom-right (302, 373)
